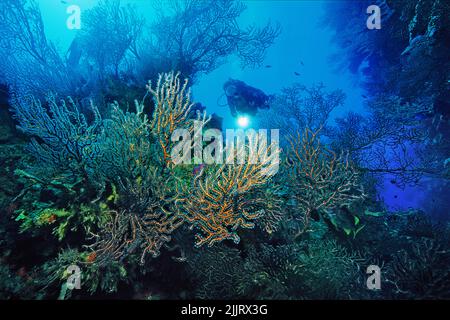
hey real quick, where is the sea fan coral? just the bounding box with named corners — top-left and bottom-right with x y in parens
top-left (146, 71), bottom-right (210, 166)
top-left (87, 207), bottom-right (183, 265)
top-left (385, 238), bottom-right (450, 299)
top-left (87, 72), bottom-right (207, 264)
top-left (11, 94), bottom-right (103, 186)
top-left (178, 143), bottom-right (280, 247)
top-left (286, 127), bottom-right (366, 236)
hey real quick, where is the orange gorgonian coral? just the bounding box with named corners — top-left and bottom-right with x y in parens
top-left (86, 166), bottom-right (185, 265)
top-left (178, 144), bottom-right (280, 247)
top-left (87, 72), bottom-right (280, 262)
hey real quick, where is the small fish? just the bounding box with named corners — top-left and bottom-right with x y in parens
top-left (300, 61), bottom-right (304, 66)
top-left (394, 195), bottom-right (398, 198)
top-left (61, 0), bottom-right (68, 4)
top-left (265, 65), bottom-right (272, 68)
top-left (361, 94), bottom-right (368, 99)
top-left (172, 251), bottom-right (187, 262)
top-left (294, 72), bottom-right (300, 76)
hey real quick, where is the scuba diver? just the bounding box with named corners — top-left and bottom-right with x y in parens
top-left (222, 79), bottom-right (271, 118)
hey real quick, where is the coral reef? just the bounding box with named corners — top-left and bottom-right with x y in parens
top-left (9, 71), bottom-right (279, 269)
top-left (148, 0), bottom-right (280, 79)
top-left (146, 72), bottom-right (210, 166)
top-left (88, 72), bottom-right (207, 263)
top-left (324, 0), bottom-right (450, 189)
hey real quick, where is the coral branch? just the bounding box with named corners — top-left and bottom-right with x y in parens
top-left (147, 71), bottom-right (210, 166)
top-left (287, 127), bottom-right (365, 235)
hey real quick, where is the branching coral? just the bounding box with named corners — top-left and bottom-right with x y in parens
top-left (385, 238), bottom-right (450, 299)
top-left (257, 83), bottom-right (346, 143)
top-left (293, 240), bottom-right (365, 299)
top-left (100, 99), bottom-right (154, 180)
top-left (87, 207), bottom-right (183, 265)
top-left (11, 94), bottom-right (103, 186)
top-left (178, 144), bottom-right (280, 247)
top-left (87, 174), bottom-right (183, 266)
top-left (286, 127), bottom-right (365, 236)
top-left (146, 71), bottom-right (210, 166)
top-left (256, 184), bottom-right (284, 235)
top-left (148, 0), bottom-right (280, 79)
top-left (331, 96), bottom-right (447, 188)
top-left (186, 245), bottom-right (246, 299)
top-left (239, 243), bottom-right (301, 299)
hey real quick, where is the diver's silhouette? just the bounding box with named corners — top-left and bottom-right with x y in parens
top-left (223, 79), bottom-right (271, 117)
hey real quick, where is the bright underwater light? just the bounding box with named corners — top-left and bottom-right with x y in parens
top-left (237, 116), bottom-right (250, 128)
